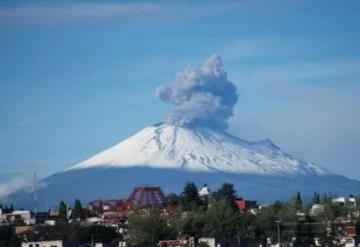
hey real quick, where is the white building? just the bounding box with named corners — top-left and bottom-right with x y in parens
top-left (6, 210), bottom-right (35, 225)
top-left (198, 237), bottom-right (241, 247)
top-left (199, 184), bottom-right (211, 197)
top-left (339, 236), bottom-right (360, 247)
top-left (309, 204), bottom-right (325, 216)
top-left (22, 240), bottom-right (63, 247)
top-left (332, 196), bottom-right (357, 208)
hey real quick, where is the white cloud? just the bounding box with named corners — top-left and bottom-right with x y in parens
top-left (0, 175), bottom-right (32, 198)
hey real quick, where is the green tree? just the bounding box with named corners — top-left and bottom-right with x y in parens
top-left (128, 208), bottom-right (176, 247)
top-left (253, 200), bottom-right (299, 245)
top-left (8, 234), bottom-right (21, 247)
top-left (213, 183), bottom-right (238, 211)
top-left (317, 223), bottom-right (338, 247)
top-left (72, 199), bottom-right (85, 220)
top-left (166, 193), bottom-right (181, 207)
top-left (58, 201), bottom-right (67, 220)
top-left (204, 199), bottom-right (238, 238)
top-left (71, 225), bottom-right (120, 244)
top-left (312, 192), bottom-right (320, 204)
top-left (170, 210), bottom-right (206, 239)
top-left (24, 224), bottom-right (70, 242)
top-left (294, 192), bottom-right (303, 210)
top-left (0, 226), bottom-right (15, 247)
top-left (293, 216), bottom-right (315, 247)
top-left (180, 182), bottom-right (201, 210)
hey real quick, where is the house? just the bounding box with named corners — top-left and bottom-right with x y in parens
top-left (339, 226), bottom-right (360, 247)
top-left (22, 240), bottom-right (64, 247)
top-left (159, 234), bottom-right (195, 247)
top-left (199, 184), bottom-right (211, 197)
top-left (332, 196), bottom-right (357, 208)
top-left (34, 212), bottom-right (60, 225)
top-left (309, 204), bottom-right (325, 217)
top-left (15, 226), bottom-right (33, 235)
top-left (198, 237), bottom-right (241, 247)
top-left (234, 198), bottom-right (257, 211)
top-left (5, 210), bottom-right (35, 225)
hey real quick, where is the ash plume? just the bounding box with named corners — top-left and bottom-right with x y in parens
top-left (156, 54), bottom-right (238, 130)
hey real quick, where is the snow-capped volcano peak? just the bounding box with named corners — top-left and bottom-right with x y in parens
top-left (70, 123), bottom-right (327, 176)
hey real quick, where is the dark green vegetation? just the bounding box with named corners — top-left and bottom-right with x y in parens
top-left (2, 184), bottom-right (360, 247)
top-left (1, 224), bottom-right (121, 247)
top-left (127, 183), bottom-right (360, 247)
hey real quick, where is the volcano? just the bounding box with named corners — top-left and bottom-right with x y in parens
top-left (7, 123), bottom-right (360, 209)
top-left (70, 123), bottom-right (325, 176)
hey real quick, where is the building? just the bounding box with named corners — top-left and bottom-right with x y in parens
top-left (159, 235), bottom-right (195, 247)
top-left (4, 210), bottom-right (35, 225)
top-left (332, 196), bottom-right (357, 208)
top-left (309, 204), bottom-right (325, 217)
top-left (234, 198), bottom-right (257, 211)
top-left (199, 184), bottom-right (211, 197)
top-left (339, 226), bottom-right (360, 247)
top-left (22, 240), bottom-right (64, 247)
top-left (198, 237), bottom-right (241, 247)
top-left (34, 212), bottom-right (60, 225)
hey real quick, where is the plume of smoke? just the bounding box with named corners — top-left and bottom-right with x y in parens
top-left (156, 54), bottom-right (238, 130)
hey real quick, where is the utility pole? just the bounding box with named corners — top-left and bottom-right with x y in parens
top-left (33, 171), bottom-right (38, 215)
top-left (275, 220), bottom-right (281, 247)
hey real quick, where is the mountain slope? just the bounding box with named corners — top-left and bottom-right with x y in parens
top-left (8, 123), bottom-right (360, 209)
top-left (7, 167), bottom-right (360, 209)
top-left (71, 123), bottom-right (326, 176)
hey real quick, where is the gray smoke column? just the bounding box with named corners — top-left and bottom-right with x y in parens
top-left (156, 54), bottom-right (238, 130)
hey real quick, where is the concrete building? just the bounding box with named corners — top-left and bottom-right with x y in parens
top-left (5, 210), bottom-right (35, 225)
top-left (332, 196), bottom-right (357, 208)
top-left (22, 240), bottom-right (64, 247)
top-left (199, 184), bottom-right (211, 197)
top-left (309, 204), bottom-right (325, 216)
top-left (159, 235), bottom-right (195, 247)
top-left (234, 198), bottom-right (257, 211)
top-left (198, 237), bottom-right (241, 247)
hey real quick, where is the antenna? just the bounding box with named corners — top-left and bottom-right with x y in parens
top-left (33, 171), bottom-right (38, 214)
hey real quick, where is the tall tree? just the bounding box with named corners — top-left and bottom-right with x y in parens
top-left (293, 216), bottom-right (315, 247)
top-left (180, 182), bottom-right (201, 210)
top-left (213, 183), bottom-right (237, 210)
top-left (72, 199), bottom-right (84, 220)
top-left (294, 192), bottom-right (303, 210)
top-left (59, 201), bottom-right (67, 220)
top-left (317, 223), bottom-right (338, 247)
top-left (128, 208), bottom-right (175, 247)
top-left (0, 226), bottom-right (15, 246)
top-left (312, 192), bottom-right (320, 204)
top-left (204, 199), bottom-right (238, 238)
top-left (71, 225), bottom-right (120, 244)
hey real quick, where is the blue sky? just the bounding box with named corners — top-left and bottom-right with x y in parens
top-left (0, 0), bottom-right (360, 181)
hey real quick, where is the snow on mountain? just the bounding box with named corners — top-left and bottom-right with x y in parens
top-left (70, 123), bottom-right (327, 176)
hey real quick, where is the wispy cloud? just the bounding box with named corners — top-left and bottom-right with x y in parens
top-left (220, 37), bottom-right (306, 61)
top-left (0, 0), bottom-right (297, 28)
top-left (0, 174), bottom-right (32, 198)
top-left (236, 60), bottom-right (360, 88)
top-left (0, 2), bottom-right (161, 26)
